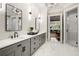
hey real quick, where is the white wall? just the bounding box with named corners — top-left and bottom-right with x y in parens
top-left (0, 3), bottom-right (47, 40)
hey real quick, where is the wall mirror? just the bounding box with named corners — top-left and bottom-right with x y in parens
top-left (5, 4), bottom-right (22, 31)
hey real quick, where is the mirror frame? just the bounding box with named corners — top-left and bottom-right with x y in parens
top-left (5, 4), bottom-right (22, 31)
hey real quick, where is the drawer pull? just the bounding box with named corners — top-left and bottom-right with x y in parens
top-left (22, 46), bottom-right (26, 52)
top-left (17, 44), bottom-right (22, 47)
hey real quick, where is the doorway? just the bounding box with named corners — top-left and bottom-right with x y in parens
top-left (50, 16), bottom-right (60, 42)
top-left (47, 14), bottom-right (63, 43)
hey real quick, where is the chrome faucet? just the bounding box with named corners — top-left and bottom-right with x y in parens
top-left (14, 32), bottom-right (18, 38)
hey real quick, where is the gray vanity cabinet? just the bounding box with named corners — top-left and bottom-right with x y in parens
top-left (0, 45), bottom-right (15, 56)
top-left (38, 36), bottom-right (42, 47)
top-left (41, 33), bottom-right (46, 45)
top-left (0, 33), bottom-right (46, 56)
top-left (21, 39), bottom-right (30, 56)
top-left (30, 33), bottom-right (46, 55)
top-left (30, 36), bottom-right (39, 55)
top-left (15, 42), bottom-right (22, 56)
top-left (0, 39), bottom-right (31, 56)
top-left (38, 33), bottom-right (46, 46)
top-left (15, 39), bottom-right (30, 56)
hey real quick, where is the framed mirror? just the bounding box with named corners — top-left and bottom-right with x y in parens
top-left (5, 4), bottom-right (22, 31)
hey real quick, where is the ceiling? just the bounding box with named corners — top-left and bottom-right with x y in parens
top-left (47, 3), bottom-right (72, 8)
top-left (47, 3), bottom-right (76, 13)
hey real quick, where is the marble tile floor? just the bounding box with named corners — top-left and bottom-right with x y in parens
top-left (33, 38), bottom-right (79, 56)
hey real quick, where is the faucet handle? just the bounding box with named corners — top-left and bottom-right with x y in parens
top-left (11, 35), bottom-right (13, 39)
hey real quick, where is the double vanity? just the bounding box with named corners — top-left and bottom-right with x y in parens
top-left (0, 4), bottom-right (46, 56)
top-left (0, 32), bottom-right (46, 56)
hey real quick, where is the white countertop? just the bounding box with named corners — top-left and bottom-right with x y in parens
top-left (0, 32), bottom-right (46, 49)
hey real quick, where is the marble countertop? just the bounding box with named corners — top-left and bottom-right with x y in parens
top-left (0, 32), bottom-right (46, 49)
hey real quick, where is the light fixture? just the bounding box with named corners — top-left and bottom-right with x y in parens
top-left (38, 14), bottom-right (43, 24)
top-left (45, 3), bottom-right (57, 7)
top-left (28, 4), bottom-right (32, 21)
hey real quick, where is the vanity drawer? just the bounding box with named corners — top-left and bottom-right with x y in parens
top-left (31, 45), bottom-right (38, 55)
top-left (30, 36), bottom-right (40, 55)
top-left (31, 36), bottom-right (39, 42)
top-left (31, 41), bottom-right (39, 48)
top-left (30, 33), bottom-right (46, 55)
top-left (31, 38), bottom-right (39, 44)
top-left (31, 36), bottom-right (39, 46)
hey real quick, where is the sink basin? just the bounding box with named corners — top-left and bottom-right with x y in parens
top-left (27, 32), bottom-right (38, 35)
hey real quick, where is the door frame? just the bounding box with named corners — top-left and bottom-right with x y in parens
top-left (47, 13), bottom-right (63, 43)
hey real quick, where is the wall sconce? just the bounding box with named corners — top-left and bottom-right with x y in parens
top-left (28, 4), bottom-right (32, 21)
top-left (29, 12), bottom-right (32, 14)
top-left (38, 14), bottom-right (42, 23)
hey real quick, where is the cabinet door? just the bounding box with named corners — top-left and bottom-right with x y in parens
top-left (40, 33), bottom-right (46, 45)
top-left (35, 36), bottom-right (40, 49)
top-left (15, 42), bottom-right (22, 56)
top-left (30, 33), bottom-right (46, 55)
top-left (4, 52), bottom-right (15, 56)
top-left (0, 51), bottom-right (15, 56)
top-left (38, 35), bottom-right (42, 46)
top-left (0, 45), bottom-right (15, 56)
top-left (21, 39), bottom-right (30, 56)
top-left (66, 13), bottom-right (78, 47)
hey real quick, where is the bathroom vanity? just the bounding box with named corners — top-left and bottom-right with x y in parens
top-left (0, 32), bottom-right (46, 56)
top-left (0, 3), bottom-right (46, 56)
